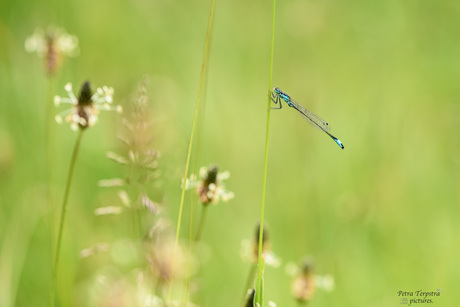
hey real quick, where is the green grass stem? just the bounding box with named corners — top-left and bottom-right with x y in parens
top-left (46, 77), bottom-right (56, 228)
top-left (194, 205), bottom-right (209, 242)
top-left (167, 0), bottom-right (216, 301)
top-left (183, 26), bottom-right (214, 304)
top-left (49, 129), bottom-right (84, 307)
top-left (255, 0), bottom-right (276, 305)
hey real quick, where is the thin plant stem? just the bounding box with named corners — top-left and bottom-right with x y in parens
top-left (255, 0), bottom-right (276, 304)
top-left (45, 77), bottom-right (56, 304)
top-left (128, 167), bottom-right (137, 239)
top-left (167, 0), bottom-right (216, 301)
top-left (182, 27), bottom-right (214, 306)
top-left (46, 77), bottom-right (56, 227)
top-left (49, 129), bottom-right (84, 307)
top-left (129, 166), bottom-right (142, 239)
top-left (182, 186), bottom-right (197, 306)
top-left (194, 205), bottom-right (209, 242)
top-left (0, 195), bottom-right (40, 307)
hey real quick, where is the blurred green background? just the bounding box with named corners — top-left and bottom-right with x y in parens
top-left (1, 0), bottom-right (459, 306)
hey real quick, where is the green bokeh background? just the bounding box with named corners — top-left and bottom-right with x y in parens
top-left (1, 0), bottom-right (459, 306)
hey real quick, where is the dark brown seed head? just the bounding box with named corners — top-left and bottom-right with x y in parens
top-left (78, 81), bottom-right (93, 106)
top-left (204, 164), bottom-right (218, 186)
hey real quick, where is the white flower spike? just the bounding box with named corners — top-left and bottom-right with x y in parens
top-left (54, 81), bottom-right (122, 130)
top-left (25, 27), bottom-right (79, 75)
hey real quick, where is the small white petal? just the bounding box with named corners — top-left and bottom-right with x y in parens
top-left (129, 150), bottom-right (137, 162)
top-left (88, 116), bottom-right (97, 126)
top-left (106, 151), bottom-right (128, 164)
top-left (25, 30), bottom-right (46, 55)
top-left (65, 83), bottom-right (72, 92)
top-left (140, 194), bottom-right (160, 214)
top-left (221, 191), bottom-right (235, 202)
top-left (78, 117), bottom-right (87, 126)
top-left (239, 239), bottom-right (252, 262)
top-left (118, 190), bottom-right (131, 207)
top-left (57, 34), bottom-right (79, 56)
top-left (218, 171), bottom-right (231, 181)
top-left (94, 206), bottom-right (123, 216)
top-left (55, 115), bottom-right (63, 124)
top-left (98, 178), bottom-right (125, 187)
top-left (265, 252), bottom-right (281, 268)
top-left (285, 262), bottom-right (299, 276)
top-left (54, 96), bottom-right (61, 106)
top-left (199, 167), bottom-right (208, 179)
top-left (80, 243), bottom-right (109, 258)
top-left (315, 274), bottom-right (335, 292)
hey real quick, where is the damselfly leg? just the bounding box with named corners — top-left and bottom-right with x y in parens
top-left (270, 90), bottom-right (282, 110)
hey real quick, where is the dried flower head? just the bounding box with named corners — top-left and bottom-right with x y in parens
top-left (240, 223), bottom-right (280, 268)
top-left (287, 256), bottom-right (334, 303)
top-left (253, 223), bottom-right (270, 261)
top-left (25, 27), bottom-right (79, 75)
top-left (54, 81), bottom-right (121, 130)
top-left (291, 258), bottom-right (316, 303)
top-left (185, 164), bottom-right (234, 205)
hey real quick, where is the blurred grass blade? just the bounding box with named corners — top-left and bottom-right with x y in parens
top-left (168, 0), bottom-right (217, 301)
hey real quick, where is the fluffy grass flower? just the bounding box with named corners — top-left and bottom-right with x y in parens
top-left (97, 77), bottom-right (162, 240)
top-left (144, 219), bottom-right (196, 296)
top-left (25, 27), bottom-right (79, 76)
top-left (54, 81), bottom-right (121, 130)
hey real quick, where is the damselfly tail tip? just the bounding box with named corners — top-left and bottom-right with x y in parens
top-left (338, 142), bottom-right (345, 149)
top-left (334, 138), bottom-right (345, 149)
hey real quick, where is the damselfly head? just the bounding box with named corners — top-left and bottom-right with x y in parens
top-left (273, 87), bottom-right (280, 94)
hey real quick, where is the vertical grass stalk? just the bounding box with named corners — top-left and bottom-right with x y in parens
top-left (167, 0), bottom-right (216, 301)
top-left (182, 27), bottom-right (214, 305)
top-left (45, 77), bottom-right (57, 306)
top-left (46, 77), bottom-right (56, 226)
top-left (49, 129), bottom-right (84, 307)
top-left (194, 205), bottom-right (209, 242)
top-left (187, 25), bottom-right (213, 245)
top-left (255, 0), bottom-right (276, 305)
